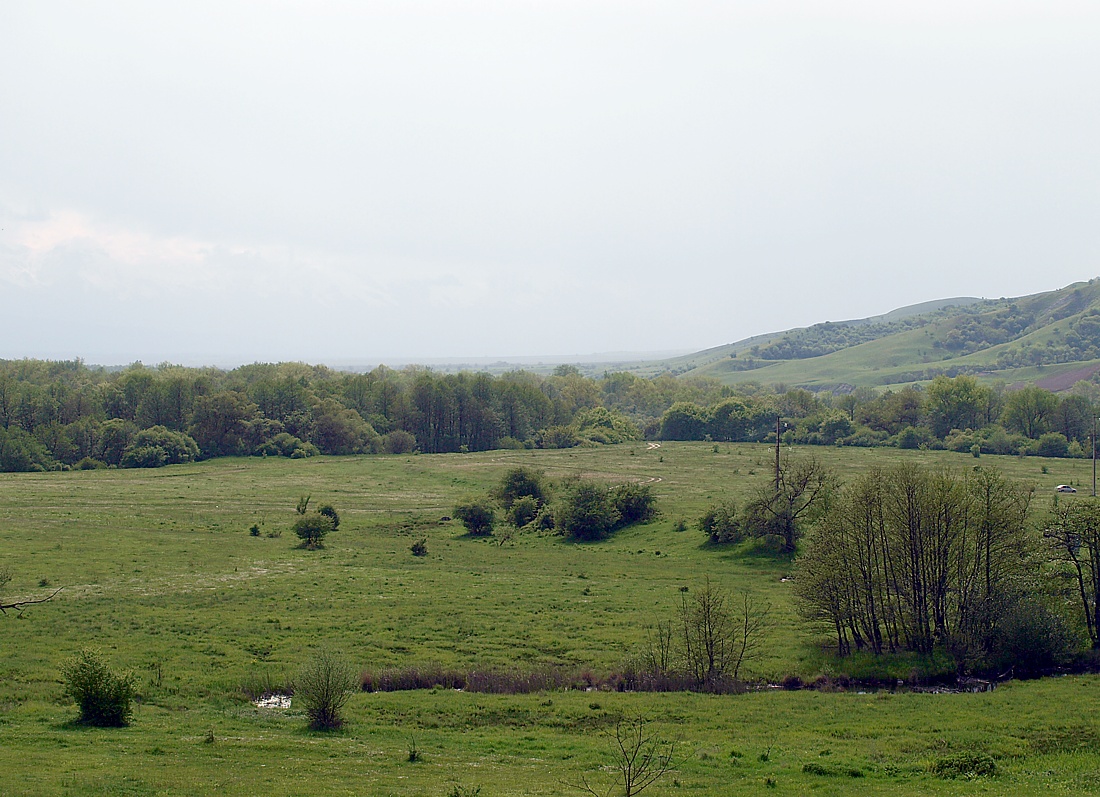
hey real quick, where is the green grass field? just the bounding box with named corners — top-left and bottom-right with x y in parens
top-left (3, 443), bottom-right (1100, 795)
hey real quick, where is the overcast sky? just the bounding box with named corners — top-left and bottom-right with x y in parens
top-left (2, 1), bottom-right (1098, 366)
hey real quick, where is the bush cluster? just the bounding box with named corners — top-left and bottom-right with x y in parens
top-left (557, 479), bottom-right (658, 541)
top-left (450, 468), bottom-right (656, 543)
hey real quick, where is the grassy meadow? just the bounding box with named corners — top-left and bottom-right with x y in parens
top-left (3, 442), bottom-right (1100, 795)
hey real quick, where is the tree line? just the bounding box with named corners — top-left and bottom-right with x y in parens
top-left (0, 359), bottom-right (734, 471)
top-left (662, 374), bottom-right (1100, 459)
top-left (3, 358), bottom-right (1100, 472)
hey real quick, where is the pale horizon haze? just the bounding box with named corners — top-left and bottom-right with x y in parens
top-left (2, 1), bottom-right (1098, 367)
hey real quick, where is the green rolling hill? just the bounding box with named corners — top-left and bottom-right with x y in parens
top-left (632, 279), bottom-right (1100, 391)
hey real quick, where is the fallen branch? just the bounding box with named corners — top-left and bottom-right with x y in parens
top-left (0, 586), bottom-right (63, 615)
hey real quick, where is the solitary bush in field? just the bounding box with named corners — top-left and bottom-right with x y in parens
top-left (294, 512), bottom-right (336, 547)
top-left (454, 500), bottom-right (495, 536)
top-left (62, 648), bottom-right (135, 727)
top-left (293, 497), bottom-right (339, 547)
top-left (296, 648), bottom-right (357, 731)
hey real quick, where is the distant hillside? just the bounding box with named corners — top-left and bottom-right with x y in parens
top-left (629, 280), bottom-right (1100, 391)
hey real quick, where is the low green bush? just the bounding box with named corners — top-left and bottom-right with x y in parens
top-left (62, 648), bottom-right (135, 727)
top-left (930, 752), bottom-right (997, 779)
top-left (454, 500), bottom-right (495, 536)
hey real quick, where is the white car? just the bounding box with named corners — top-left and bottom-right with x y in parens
top-left (1055, 485), bottom-right (1077, 493)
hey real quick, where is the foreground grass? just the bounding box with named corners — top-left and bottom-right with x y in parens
top-left (2, 443), bottom-right (1100, 794)
top-left (4, 680), bottom-right (1100, 795)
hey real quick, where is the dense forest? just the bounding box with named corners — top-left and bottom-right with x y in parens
top-left (3, 358), bottom-right (1100, 472)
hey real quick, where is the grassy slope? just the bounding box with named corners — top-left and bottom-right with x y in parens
top-left (670, 280), bottom-right (1100, 389)
top-left (620, 297), bottom-right (984, 379)
top-left (2, 445), bottom-right (1100, 795)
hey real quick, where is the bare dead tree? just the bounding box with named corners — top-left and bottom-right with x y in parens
top-left (680, 577), bottom-right (734, 684)
top-left (642, 618), bottom-right (675, 675)
top-left (678, 578), bottom-right (771, 685)
top-left (732, 590), bottom-right (772, 680)
top-left (565, 715), bottom-right (679, 797)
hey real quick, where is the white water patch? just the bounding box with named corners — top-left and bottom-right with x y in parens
top-left (253, 694), bottom-right (292, 709)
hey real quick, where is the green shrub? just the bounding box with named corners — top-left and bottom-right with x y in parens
top-left (610, 483), bottom-right (657, 526)
top-left (987, 594), bottom-right (1080, 676)
top-left (537, 425), bottom-right (580, 449)
top-left (119, 445), bottom-right (168, 469)
top-left (317, 504), bottom-right (340, 530)
top-left (698, 501), bottom-right (742, 544)
top-left (496, 467), bottom-right (547, 509)
top-left (533, 506), bottom-right (556, 531)
top-left (120, 425), bottom-right (199, 467)
top-left (256, 432), bottom-right (318, 458)
top-left (296, 649), bottom-right (357, 731)
top-left (294, 512), bottom-right (336, 547)
top-left (557, 480), bottom-right (619, 541)
top-left (383, 429), bottom-right (417, 454)
top-left (454, 500), bottom-right (495, 536)
top-left (895, 425), bottom-right (933, 450)
top-left (573, 407), bottom-right (643, 444)
top-left (62, 648), bottom-right (135, 727)
top-left (507, 495), bottom-right (540, 528)
top-left (1037, 432), bottom-right (1070, 458)
top-left (410, 538), bottom-right (428, 556)
top-left (930, 752), bottom-right (997, 779)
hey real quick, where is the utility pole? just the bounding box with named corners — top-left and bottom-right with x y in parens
top-left (775, 414), bottom-right (782, 493)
